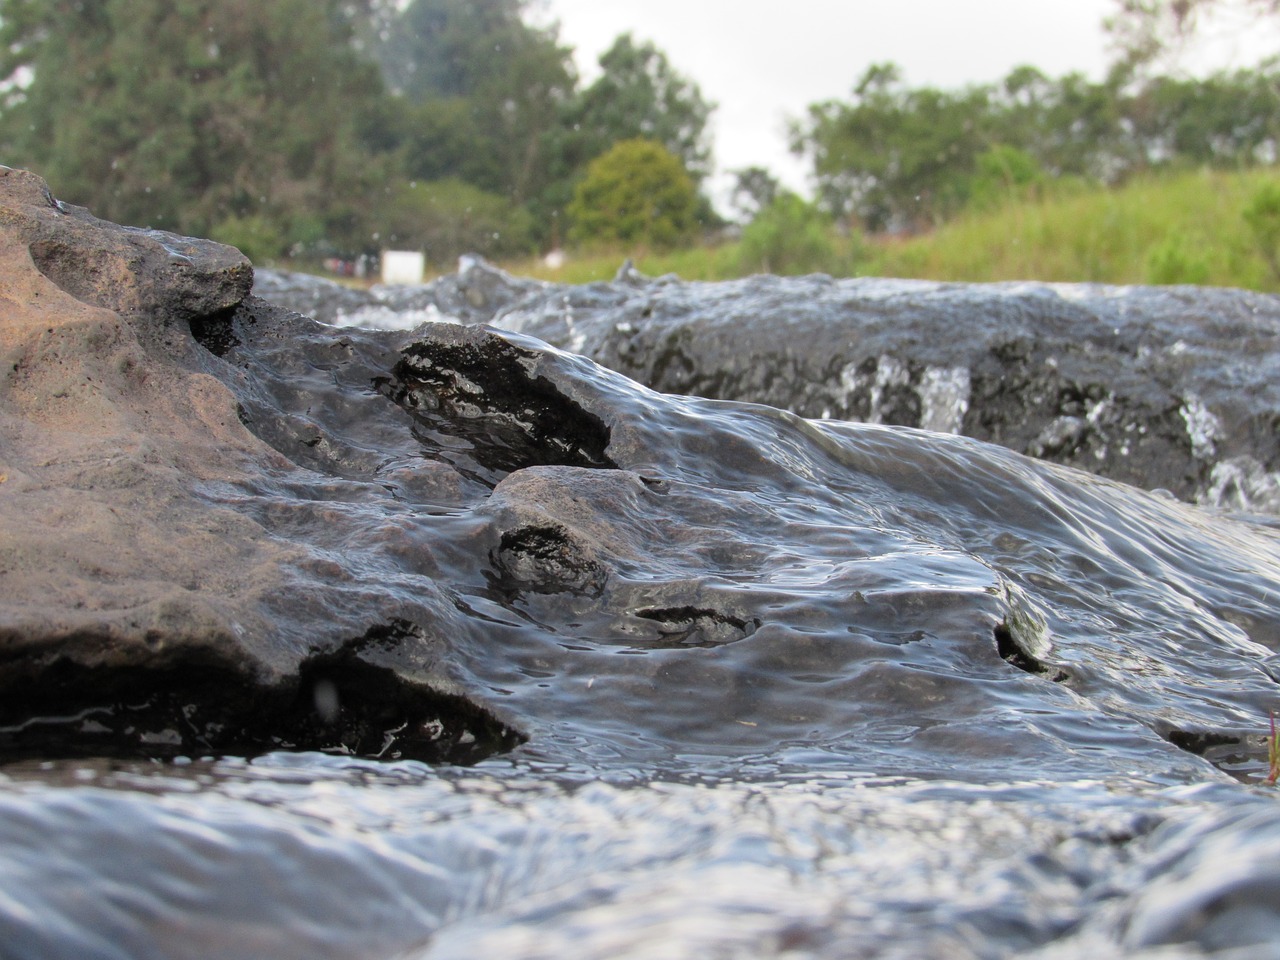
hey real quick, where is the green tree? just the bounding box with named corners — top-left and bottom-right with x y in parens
top-left (0, 0), bottom-right (390, 256)
top-left (530, 32), bottom-right (716, 239)
top-left (1127, 66), bottom-right (1280, 167)
top-left (728, 166), bottom-right (782, 223)
top-left (792, 63), bottom-right (998, 230)
top-left (372, 0), bottom-right (575, 206)
top-left (567, 139), bottom-right (699, 249)
top-left (563, 33), bottom-right (714, 181)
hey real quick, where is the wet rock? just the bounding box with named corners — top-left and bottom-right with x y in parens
top-left (257, 262), bottom-right (1280, 513)
top-left (1, 166), bottom-right (251, 322)
top-left (6, 171), bottom-right (1280, 787)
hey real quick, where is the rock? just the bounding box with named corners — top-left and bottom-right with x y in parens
top-left (7, 184), bottom-right (1280, 960)
top-left (4, 172), bottom-right (1280, 786)
top-left (257, 262), bottom-right (1280, 513)
top-left (0, 166), bottom-right (252, 322)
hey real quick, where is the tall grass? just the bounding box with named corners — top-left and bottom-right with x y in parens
top-left (870, 167), bottom-right (1277, 289)
top-left (498, 167), bottom-right (1280, 290)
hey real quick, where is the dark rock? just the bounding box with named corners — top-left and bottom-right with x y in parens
top-left (5, 172), bottom-right (1280, 787)
top-left (257, 262), bottom-right (1280, 513)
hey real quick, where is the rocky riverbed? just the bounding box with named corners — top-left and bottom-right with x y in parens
top-left (257, 258), bottom-right (1280, 515)
top-left (5, 167), bottom-right (1280, 958)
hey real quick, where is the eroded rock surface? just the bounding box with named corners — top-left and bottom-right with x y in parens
top-left (11, 171), bottom-right (1280, 960)
top-left (0, 169), bottom-right (1278, 786)
top-left (257, 260), bottom-right (1280, 513)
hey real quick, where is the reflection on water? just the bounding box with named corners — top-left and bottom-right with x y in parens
top-left (4, 756), bottom-right (1280, 959)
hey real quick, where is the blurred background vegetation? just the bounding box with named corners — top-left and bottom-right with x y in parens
top-left (3, 0), bottom-right (1280, 289)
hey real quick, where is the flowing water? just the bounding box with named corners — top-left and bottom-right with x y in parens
top-left (6, 269), bottom-right (1280, 958)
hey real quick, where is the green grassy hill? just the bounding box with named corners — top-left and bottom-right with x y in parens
top-left (502, 167), bottom-right (1280, 290)
top-left (869, 167), bottom-right (1278, 289)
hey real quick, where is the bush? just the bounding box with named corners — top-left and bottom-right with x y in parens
top-left (736, 193), bottom-right (847, 275)
top-left (210, 214), bottom-right (288, 265)
top-left (567, 139), bottom-right (699, 249)
top-left (967, 145), bottom-right (1043, 211)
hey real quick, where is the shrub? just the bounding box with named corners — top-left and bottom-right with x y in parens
top-left (736, 192), bottom-right (846, 275)
top-left (210, 214), bottom-right (288, 265)
top-left (967, 145), bottom-right (1044, 211)
top-left (567, 139), bottom-right (699, 249)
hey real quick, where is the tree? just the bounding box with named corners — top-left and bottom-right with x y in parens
top-left (372, 0), bottom-right (576, 205)
top-left (728, 166), bottom-right (781, 223)
top-left (566, 139), bottom-right (699, 249)
top-left (562, 33), bottom-right (714, 181)
top-left (792, 62), bottom-right (998, 231)
top-left (0, 0), bottom-right (390, 256)
top-left (1106, 0), bottom-right (1280, 71)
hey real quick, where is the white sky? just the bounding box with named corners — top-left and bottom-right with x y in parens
top-left (531, 0), bottom-right (1277, 209)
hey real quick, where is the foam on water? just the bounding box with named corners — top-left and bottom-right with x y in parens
top-left (4, 758), bottom-right (1280, 960)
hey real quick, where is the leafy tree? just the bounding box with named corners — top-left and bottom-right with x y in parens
top-left (372, 0), bottom-right (575, 206)
top-left (0, 0), bottom-right (390, 255)
top-left (1127, 67), bottom-right (1280, 166)
top-left (567, 139), bottom-right (699, 249)
top-left (793, 63), bottom-right (997, 231)
top-left (562, 33), bottom-right (714, 181)
top-left (728, 166), bottom-right (782, 223)
top-left (532, 31), bottom-right (715, 238)
top-left (792, 56), bottom-right (1280, 233)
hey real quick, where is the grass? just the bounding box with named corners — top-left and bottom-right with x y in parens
top-left (281, 166), bottom-right (1280, 291)
top-left (493, 166), bottom-right (1280, 290)
top-left (867, 167), bottom-right (1278, 289)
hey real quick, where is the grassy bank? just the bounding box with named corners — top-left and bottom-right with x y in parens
top-left (496, 167), bottom-right (1280, 290)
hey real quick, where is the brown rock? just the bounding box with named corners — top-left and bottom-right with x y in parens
top-left (0, 169), bottom-right (296, 692)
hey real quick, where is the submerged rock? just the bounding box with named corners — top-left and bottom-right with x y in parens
top-left (257, 260), bottom-right (1280, 514)
top-left (10, 170), bottom-right (1280, 959)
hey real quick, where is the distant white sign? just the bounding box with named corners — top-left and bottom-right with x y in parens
top-left (381, 250), bottom-right (425, 285)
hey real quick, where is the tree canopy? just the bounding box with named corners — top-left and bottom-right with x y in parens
top-left (0, 0), bottom-right (388, 253)
top-left (791, 58), bottom-right (1280, 232)
top-left (0, 0), bottom-right (714, 261)
top-left (567, 139), bottom-right (699, 249)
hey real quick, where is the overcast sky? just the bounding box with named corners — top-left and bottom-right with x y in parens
top-left (531, 0), bottom-right (1274, 208)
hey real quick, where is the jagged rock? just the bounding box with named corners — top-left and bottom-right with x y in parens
top-left (0, 166), bottom-right (252, 322)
